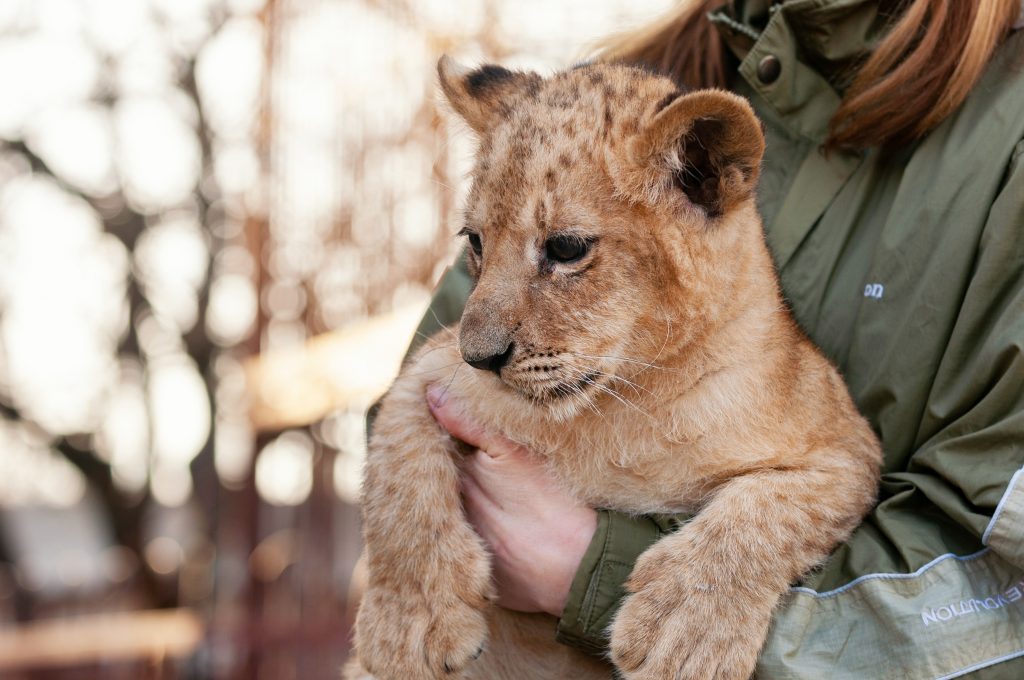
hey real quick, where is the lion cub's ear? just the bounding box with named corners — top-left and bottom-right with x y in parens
top-left (437, 55), bottom-right (541, 134)
top-left (628, 90), bottom-right (765, 219)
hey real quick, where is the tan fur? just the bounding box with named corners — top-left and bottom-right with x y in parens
top-left (347, 58), bottom-right (882, 680)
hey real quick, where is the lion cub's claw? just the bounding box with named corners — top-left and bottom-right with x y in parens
top-left (449, 643), bottom-right (484, 671)
top-left (355, 587), bottom-right (488, 680)
top-left (423, 599), bottom-right (488, 678)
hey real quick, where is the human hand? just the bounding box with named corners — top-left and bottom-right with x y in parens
top-left (426, 384), bottom-right (597, 617)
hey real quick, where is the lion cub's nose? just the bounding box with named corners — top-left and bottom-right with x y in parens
top-left (463, 341), bottom-right (514, 374)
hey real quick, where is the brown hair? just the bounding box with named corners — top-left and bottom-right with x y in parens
top-left (598, 0), bottom-right (1020, 151)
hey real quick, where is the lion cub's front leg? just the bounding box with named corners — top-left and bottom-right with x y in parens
top-left (610, 463), bottom-right (874, 680)
top-left (353, 338), bottom-right (493, 680)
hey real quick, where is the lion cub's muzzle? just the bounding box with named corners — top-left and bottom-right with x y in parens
top-left (459, 303), bottom-right (517, 375)
top-left (462, 340), bottom-right (514, 375)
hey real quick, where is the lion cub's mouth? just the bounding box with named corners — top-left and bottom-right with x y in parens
top-left (510, 368), bottom-right (607, 406)
top-left (545, 370), bottom-right (602, 401)
top-left (490, 348), bottom-right (615, 408)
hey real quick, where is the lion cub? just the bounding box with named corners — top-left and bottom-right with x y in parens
top-left (348, 57), bottom-right (882, 680)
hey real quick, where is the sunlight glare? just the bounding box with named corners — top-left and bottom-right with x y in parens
top-left (134, 216), bottom-right (210, 332)
top-left (195, 17), bottom-right (262, 140)
top-left (0, 177), bottom-right (128, 434)
top-left (206, 272), bottom-right (258, 346)
top-left (95, 359), bottom-right (151, 494)
top-left (0, 33), bottom-right (99, 138)
top-left (255, 431), bottom-right (314, 506)
top-left (324, 411), bottom-right (366, 505)
top-left (115, 96), bottom-right (201, 210)
top-left (0, 421), bottom-right (87, 508)
top-left (24, 104), bottom-right (117, 196)
top-left (148, 353), bottom-right (211, 470)
top-left (84, 0), bottom-right (148, 55)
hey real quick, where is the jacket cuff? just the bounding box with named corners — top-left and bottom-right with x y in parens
top-left (555, 509), bottom-right (666, 657)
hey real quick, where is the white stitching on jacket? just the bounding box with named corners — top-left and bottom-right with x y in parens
top-left (982, 465), bottom-right (1024, 546)
top-left (791, 463), bottom-right (1024, 599)
top-left (790, 548), bottom-right (990, 599)
top-left (933, 647), bottom-right (1024, 680)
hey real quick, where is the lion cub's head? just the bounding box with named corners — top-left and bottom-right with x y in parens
top-left (438, 56), bottom-right (766, 417)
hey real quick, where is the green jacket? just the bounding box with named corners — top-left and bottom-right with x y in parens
top-left (406, 1), bottom-right (1024, 677)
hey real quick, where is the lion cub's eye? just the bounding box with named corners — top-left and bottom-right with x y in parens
top-left (545, 234), bottom-right (591, 264)
top-left (459, 228), bottom-right (483, 257)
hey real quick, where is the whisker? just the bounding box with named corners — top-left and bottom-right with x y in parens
top-left (560, 365), bottom-right (654, 420)
top-left (559, 355), bottom-right (657, 398)
top-left (426, 307), bottom-right (460, 341)
top-left (566, 351), bottom-right (679, 373)
top-left (587, 378), bottom-right (653, 419)
top-left (575, 366), bottom-right (653, 400)
top-left (413, 329), bottom-right (454, 344)
top-left (588, 369), bottom-right (655, 399)
top-left (411, 341), bottom-right (459, 362)
top-left (440, 360), bottom-right (463, 398)
top-left (396, 360), bottom-right (465, 379)
top-left (632, 317), bottom-right (673, 380)
top-left (562, 375), bottom-right (603, 418)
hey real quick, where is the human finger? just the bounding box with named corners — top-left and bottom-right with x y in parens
top-left (426, 384), bottom-right (522, 457)
top-left (460, 468), bottom-right (503, 528)
top-left (460, 449), bottom-right (523, 511)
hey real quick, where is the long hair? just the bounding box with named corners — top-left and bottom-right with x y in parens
top-left (597, 0), bottom-right (1020, 151)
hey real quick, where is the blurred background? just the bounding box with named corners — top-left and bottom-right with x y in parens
top-left (0, 0), bottom-right (671, 677)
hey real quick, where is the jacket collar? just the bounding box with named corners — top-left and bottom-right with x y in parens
top-left (708, 0), bottom-right (891, 143)
top-left (709, 0), bottom-right (868, 264)
top-left (713, 0), bottom-right (887, 79)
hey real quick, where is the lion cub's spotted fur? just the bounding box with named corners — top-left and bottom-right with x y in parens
top-left (348, 58), bottom-right (882, 680)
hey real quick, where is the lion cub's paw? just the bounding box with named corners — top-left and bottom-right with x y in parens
top-left (422, 595), bottom-right (489, 676)
top-left (354, 586), bottom-right (489, 680)
top-left (609, 571), bottom-right (773, 680)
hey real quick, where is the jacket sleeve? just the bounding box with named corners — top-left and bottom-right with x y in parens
top-left (366, 252), bottom-right (474, 435)
top-left (404, 251), bottom-right (474, 360)
top-left (555, 141), bottom-right (1024, 679)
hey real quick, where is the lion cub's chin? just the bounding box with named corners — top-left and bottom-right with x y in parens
top-left (535, 392), bottom-right (592, 423)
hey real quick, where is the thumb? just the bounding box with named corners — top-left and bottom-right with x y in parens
top-left (426, 383), bottom-right (510, 454)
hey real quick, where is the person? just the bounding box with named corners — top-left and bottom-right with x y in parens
top-left (398, 0), bottom-right (1024, 677)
